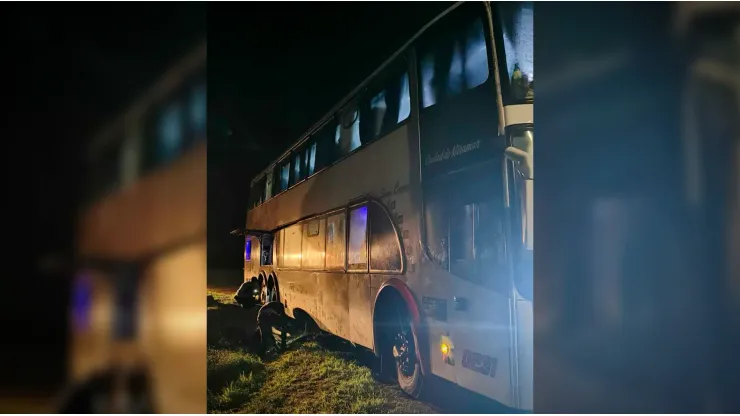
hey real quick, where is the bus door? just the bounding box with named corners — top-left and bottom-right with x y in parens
top-left (415, 2), bottom-right (513, 404)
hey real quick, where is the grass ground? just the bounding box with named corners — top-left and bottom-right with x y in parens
top-left (206, 289), bottom-right (437, 414)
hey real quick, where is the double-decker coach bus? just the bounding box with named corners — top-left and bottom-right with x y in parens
top-left (243, 2), bottom-right (532, 410)
top-left (71, 42), bottom-right (206, 413)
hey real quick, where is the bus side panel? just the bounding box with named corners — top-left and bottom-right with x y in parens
top-left (348, 273), bottom-right (374, 349)
top-left (316, 272), bottom-right (351, 340)
top-left (410, 262), bottom-right (457, 384)
top-left (279, 270), bottom-right (320, 324)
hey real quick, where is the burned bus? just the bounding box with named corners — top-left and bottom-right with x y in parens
top-left (242, 2), bottom-right (532, 410)
top-left (71, 43), bottom-right (206, 413)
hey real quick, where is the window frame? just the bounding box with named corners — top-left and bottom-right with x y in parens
top-left (346, 203), bottom-right (370, 273)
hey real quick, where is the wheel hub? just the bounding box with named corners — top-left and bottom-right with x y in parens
top-left (393, 330), bottom-right (414, 377)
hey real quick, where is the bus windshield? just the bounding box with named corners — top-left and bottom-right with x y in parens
top-left (424, 161), bottom-right (509, 292)
top-left (498, 1), bottom-right (534, 102)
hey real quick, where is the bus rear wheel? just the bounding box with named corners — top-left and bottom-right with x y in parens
top-left (260, 276), bottom-right (278, 304)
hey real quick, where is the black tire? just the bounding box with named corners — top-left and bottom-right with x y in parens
top-left (379, 302), bottom-right (424, 398)
top-left (256, 301), bottom-right (287, 355)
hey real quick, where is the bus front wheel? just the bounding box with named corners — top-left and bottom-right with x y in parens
top-left (378, 303), bottom-right (423, 398)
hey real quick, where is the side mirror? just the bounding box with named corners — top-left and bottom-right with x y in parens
top-left (505, 130), bottom-right (534, 251)
top-left (504, 148), bottom-right (533, 180)
top-left (505, 129), bottom-right (534, 179)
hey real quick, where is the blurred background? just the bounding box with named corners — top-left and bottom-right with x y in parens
top-left (534, 2), bottom-right (739, 412)
top-left (3, 3), bottom-right (206, 413)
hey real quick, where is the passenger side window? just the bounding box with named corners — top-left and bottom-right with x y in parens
top-left (336, 106), bottom-right (362, 157)
top-left (358, 62), bottom-right (412, 145)
top-left (369, 202), bottom-right (402, 272)
top-left (279, 160), bottom-right (290, 192)
top-left (304, 141), bottom-right (317, 177)
top-left (348, 205), bottom-right (369, 271)
top-left (291, 152), bottom-right (303, 185)
top-left (302, 218), bottom-right (326, 269)
top-left (261, 233), bottom-right (273, 266)
top-left (418, 7), bottom-right (491, 109)
top-left (264, 167), bottom-right (274, 201)
top-left (325, 211), bottom-right (347, 270)
top-left (313, 118), bottom-right (339, 172)
top-left (244, 238), bottom-right (252, 262)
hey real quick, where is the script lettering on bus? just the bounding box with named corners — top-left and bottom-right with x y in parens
top-left (379, 180), bottom-right (409, 200)
top-left (424, 139), bottom-right (482, 166)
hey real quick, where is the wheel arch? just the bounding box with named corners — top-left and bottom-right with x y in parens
top-left (372, 277), bottom-right (429, 375)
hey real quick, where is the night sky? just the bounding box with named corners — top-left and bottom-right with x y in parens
top-left (5, 3), bottom-right (206, 393)
top-left (8, 3), bottom-right (206, 261)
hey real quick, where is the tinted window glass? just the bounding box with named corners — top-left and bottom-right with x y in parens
top-left (358, 63), bottom-right (412, 146)
top-left (264, 167), bottom-right (274, 201)
top-left (314, 118), bottom-right (339, 172)
top-left (348, 206), bottom-right (369, 271)
top-left (279, 161), bottom-right (290, 192)
top-left (418, 9), bottom-right (490, 109)
top-left (325, 211), bottom-right (347, 270)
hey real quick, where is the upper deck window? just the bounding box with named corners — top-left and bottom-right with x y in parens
top-left (358, 62), bottom-right (412, 145)
top-left (280, 162), bottom-right (290, 192)
top-left (498, 1), bottom-right (533, 102)
top-left (419, 13), bottom-right (490, 109)
top-left (292, 152), bottom-right (303, 185)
